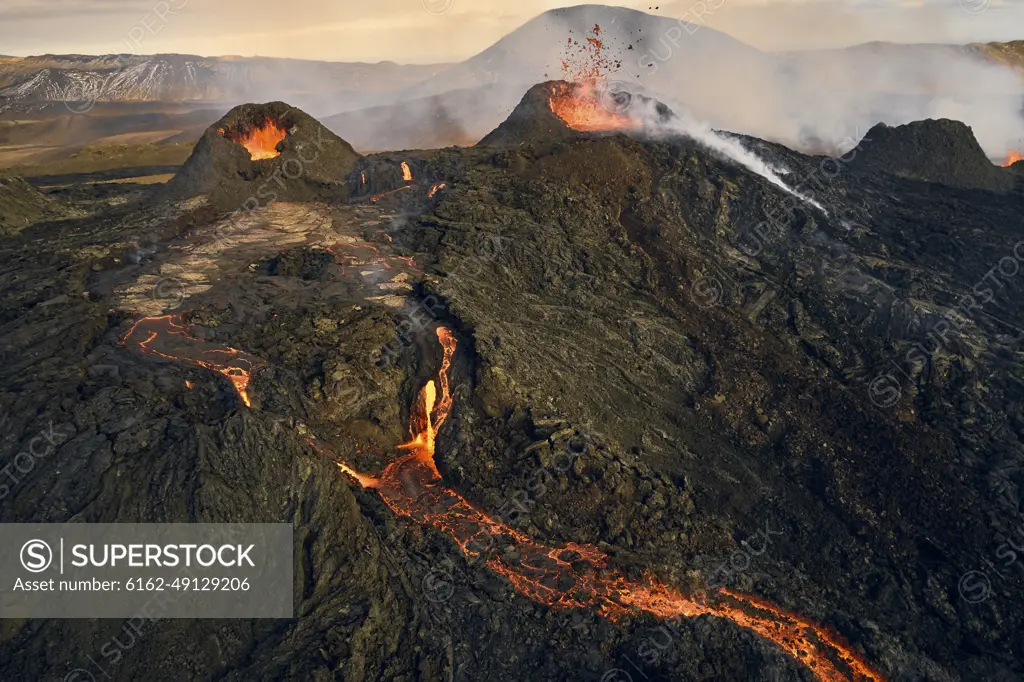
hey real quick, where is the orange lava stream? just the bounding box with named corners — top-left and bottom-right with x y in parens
top-left (370, 186), bottom-right (412, 204)
top-left (330, 327), bottom-right (884, 682)
top-left (548, 81), bottom-right (637, 132)
top-left (219, 117), bottom-right (288, 160)
top-left (401, 161), bottom-right (413, 181)
top-left (121, 315), bottom-right (264, 407)
top-left (1002, 150), bottom-right (1023, 166)
top-left (121, 312), bottom-right (883, 680)
top-left (428, 182), bottom-right (446, 198)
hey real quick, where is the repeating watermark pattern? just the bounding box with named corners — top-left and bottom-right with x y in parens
top-left (704, 519), bottom-right (783, 589)
top-left (203, 119), bottom-right (328, 255)
top-left (151, 277), bottom-right (187, 310)
top-left (421, 0), bottom-right (455, 16)
top-left (0, 421), bottom-right (70, 503)
top-left (958, 569), bottom-right (993, 604)
top-left (591, 518), bottom-right (783, 681)
top-left (123, 0), bottom-right (191, 54)
top-left (413, 423), bottom-right (594, 607)
top-left (598, 79), bottom-right (647, 116)
top-left (423, 557), bottom-right (458, 603)
top-left (960, 0), bottom-right (991, 15)
top-left (637, 0), bottom-right (727, 74)
top-left (867, 237), bottom-right (1024, 409)
top-left (369, 233), bottom-right (509, 396)
top-left (958, 523), bottom-right (1024, 604)
top-left (62, 0), bottom-right (190, 114)
top-left (64, 78), bottom-right (104, 115)
top-left (672, 127), bottom-right (870, 314)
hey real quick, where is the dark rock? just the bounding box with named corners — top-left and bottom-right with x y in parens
top-left (849, 118), bottom-right (1015, 191)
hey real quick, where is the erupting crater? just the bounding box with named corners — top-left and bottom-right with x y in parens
top-left (1003, 150), bottom-right (1023, 166)
top-left (548, 80), bottom-right (639, 132)
top-left (219, 116), bottom-right (288, 160)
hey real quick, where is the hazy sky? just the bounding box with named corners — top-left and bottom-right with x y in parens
top-left (1, 0), bottom-right (1022, 62)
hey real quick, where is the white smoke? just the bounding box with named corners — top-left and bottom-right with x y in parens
top-left (322, 6), bottom-right (1024, 160)
top-left (621, 85), bottom-right (827, 214)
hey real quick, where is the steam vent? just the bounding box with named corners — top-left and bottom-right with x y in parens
top-left (478, 80), bottom-right (674, 148)
top-left (847, 118), bottom-right (1014, 191)
top-left (162, 101), bottom-right (361, 207)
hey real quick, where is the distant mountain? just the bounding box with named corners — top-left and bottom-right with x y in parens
top-left (323, 5), bottom-right (1024, 156)
top-left (0, 54), bottom-right (450, 114)
top-left (1, 5), bottom-right (1021, 156)
top-left (973, 40), bottom-right (1024, 73)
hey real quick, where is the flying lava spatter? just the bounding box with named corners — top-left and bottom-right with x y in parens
top-left (122, 316), bottom-right (884, 681)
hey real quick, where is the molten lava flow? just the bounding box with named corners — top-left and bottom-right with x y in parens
top-left (122, 315), bottom-right (264, 407)
top-left (220, 117), bottom-right (288, 160)
top-left (120, 308), bottom-right (885, 679)
top-left (401, 161), bottom-right (413, 182)
top-left (326, 326), bottom-right (884, 682)
top-left (427, 183), bottom-right (446, 198)
top-left (370, 186), bottom-right (411, 204)
top-left (548, 81), bottom-right (638, 132)
top-left (1002, 150), bottom-right (1023, 166)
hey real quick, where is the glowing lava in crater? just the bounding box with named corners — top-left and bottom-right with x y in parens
top-left (122, 315), bottom-right (884, 681)
top-left (219, 116), bottom-right (288, 160)
top-left (548, 81), bottom-right (638, 132)
top-left (1003, 150), bottom-right (1023, 166)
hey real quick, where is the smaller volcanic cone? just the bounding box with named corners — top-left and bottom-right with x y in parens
top-left (162, 102), bottom-right (360, 208)
top-left (847, 119), bottom-right (1014, 191)
top-left (478, 80), bottom-right (672, 148)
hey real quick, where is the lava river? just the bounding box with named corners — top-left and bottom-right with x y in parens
top-left (124, 317), bottom-right (884, 682)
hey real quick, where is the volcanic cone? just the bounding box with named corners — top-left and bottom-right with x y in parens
top-left (162, 101), bottom-right (361, 208)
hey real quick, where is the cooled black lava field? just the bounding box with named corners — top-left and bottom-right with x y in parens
top-left (1, 92), bottom-right (1023, 682)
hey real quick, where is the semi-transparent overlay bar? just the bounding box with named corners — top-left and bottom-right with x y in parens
top-left (0, 524), bottom-right (293, 618)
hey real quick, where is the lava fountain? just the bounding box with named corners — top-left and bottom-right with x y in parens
top-left (219, 116), bottom-right (288, 160)
top-left (1003, 150), bottom-right (1023, 166)
top-left (548, 81), bottom-right (638, 132)
top-left (333, 327), bottom-right (884, 682)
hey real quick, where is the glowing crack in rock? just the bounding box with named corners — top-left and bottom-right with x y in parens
top-left (122, 315), bottom-right (263, 407)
